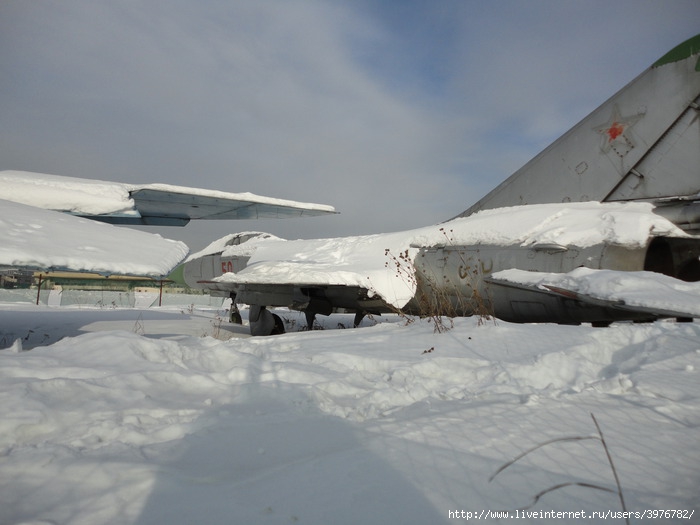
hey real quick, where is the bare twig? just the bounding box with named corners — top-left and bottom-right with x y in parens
top-left (490, 413), bottom-right (628, 523)
top-left (489, 435), bottom-right (599, 482)
top-left (517, 482), bottom-right (616, 511)
top-left (591, 413), bottom-right (629, 524)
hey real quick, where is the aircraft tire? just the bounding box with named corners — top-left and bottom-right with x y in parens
top-left (249, 305), bottom-right (285, 336)
top-left (271, 313), bottom-right (285, 335)
top-left (230, 310), bottom-right (243, 324)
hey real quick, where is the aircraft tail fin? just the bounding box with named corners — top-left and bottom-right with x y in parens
top-left (458, 34), bottom-right (700, 218)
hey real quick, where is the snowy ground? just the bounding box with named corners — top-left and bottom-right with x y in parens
top-left (1, 302), bottom-right (698, 524)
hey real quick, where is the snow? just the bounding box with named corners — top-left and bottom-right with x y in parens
top-left (216, 202), bottom-right (689, 309)
top-left (493, 267), bottom-right (700, 317)
top-left (218, 231), bottom-right (422, 308)
top-left (414, 202), bottom-right (685, 249)
top-left (0, 199), bottom-right (189, 277)
top-left (0, 171), bottom-right (137, 216)
top-left (0, 170), bottom-right (336, 216)
top-left (185, 232), bottom-right (284, 261)
top-left (1, 301), bottom-right (698, 524)
top-left (1, 180), bottom-right (698, 522)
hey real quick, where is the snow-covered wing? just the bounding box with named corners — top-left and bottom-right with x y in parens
top-left (0, 171), bottom-right (336, 226)
top-left (0, 199), bottom-right (188, 277)
top-left (210, 232), bottom-right (419, 309)
top-left (490, 267), bottom-right (700, 319)
top-left (128, 185), bottom-right (336, 224)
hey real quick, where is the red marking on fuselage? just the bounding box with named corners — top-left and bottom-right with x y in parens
top-left (607, 122), bottom-right (624, 141)
top-left (221, 260), bottom-right (234, 274)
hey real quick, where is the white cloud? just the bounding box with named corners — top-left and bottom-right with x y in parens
top-left (1, 0), bottom-right (698, 250)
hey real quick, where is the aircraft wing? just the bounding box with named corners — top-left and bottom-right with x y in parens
top-left (0, 199), bottom-right (189, 277)
top-left (0, 171), bottom-right (336, 226)
top-left (488, 268), bottom-right (700, 319)
top-left (193, 230), bottom-right (423, 313)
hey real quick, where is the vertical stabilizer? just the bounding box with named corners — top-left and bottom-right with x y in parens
top-left (458, 34), bottom-right (700, 218)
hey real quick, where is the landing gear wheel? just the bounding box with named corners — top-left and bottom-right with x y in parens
top-left (228, 293), bottom-right (242, 325)
top-left (271, 313), bottom-right (285, 335)
top-left (249, 305), bottom-right (286, 336)
top-left (229, 309), bottom-right (242, 324)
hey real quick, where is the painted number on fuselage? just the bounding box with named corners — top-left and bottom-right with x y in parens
top-left (221, 260), bottom-right (234, 274)
top-left (458, 259), bottom-right (493, 280)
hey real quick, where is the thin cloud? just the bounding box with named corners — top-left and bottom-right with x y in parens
top-left (1, 0), bottom-right (698, 250)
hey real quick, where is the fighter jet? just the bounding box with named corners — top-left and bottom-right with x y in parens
top-left (183, 33), bottom-right (700, 335)
top-left (0, 171), bottom-right (335, 278)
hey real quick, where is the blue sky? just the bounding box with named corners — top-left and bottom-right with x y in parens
top-left (1, 0), bottom-right (698, 250)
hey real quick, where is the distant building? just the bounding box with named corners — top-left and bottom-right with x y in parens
top-left (0, 269), bottom-right (33, 289)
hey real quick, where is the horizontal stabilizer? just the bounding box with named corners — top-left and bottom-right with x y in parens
top-left (489, 268), bottom-right (700, 319)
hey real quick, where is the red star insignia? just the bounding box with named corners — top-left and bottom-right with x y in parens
top-left (594, 104), bottom-right (642, 157)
